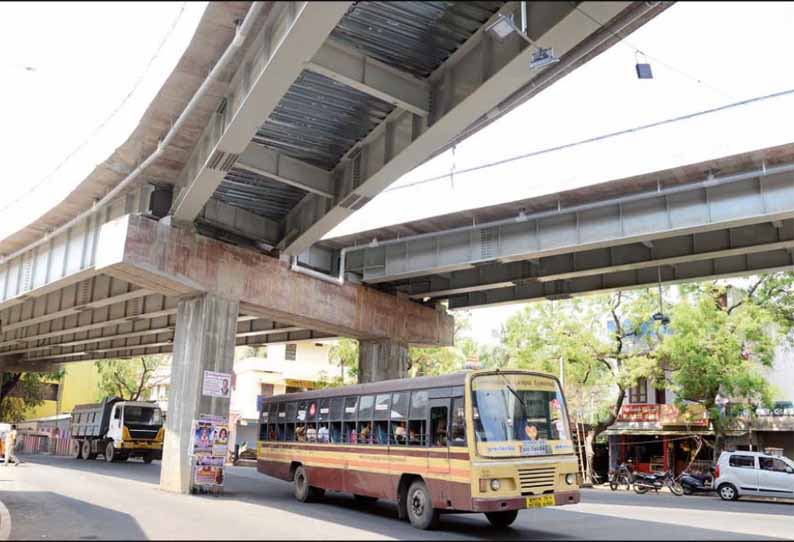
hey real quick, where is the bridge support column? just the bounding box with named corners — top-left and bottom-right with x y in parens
top-left (358, 339), bottom-right (409, 383)
top-left (160, 293), bottom-right (239, 494)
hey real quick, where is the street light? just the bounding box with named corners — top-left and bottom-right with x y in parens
top-left (484, 7), bottom-right (559, 71)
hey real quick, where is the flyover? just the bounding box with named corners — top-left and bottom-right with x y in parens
top-left (330, 142), bottom-right (794, 308)
top-left (0, 1), bottom-right (665, 493)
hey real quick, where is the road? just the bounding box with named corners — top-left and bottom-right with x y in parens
top-left (0, 455), bottom-right (792, 540)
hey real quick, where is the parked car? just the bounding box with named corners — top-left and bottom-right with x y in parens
top-left (714, 450), bottom-right (794, 501)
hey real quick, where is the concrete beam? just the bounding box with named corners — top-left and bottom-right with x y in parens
top-left (171, 2), bottom-right (353, 224)
top-left (282, 2), bottom-right (633, 255)
top-left (234, 143), bottom-right (335, 198)
top-left (95, 214), bottom-right (453, 347)
top-left (306, 39), bottom-right (430, 117)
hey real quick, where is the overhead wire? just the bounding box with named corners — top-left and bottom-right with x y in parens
top-left (383, 86), bottom-right (794, 194)
top-left (0, 1), bottom-right (189, 213)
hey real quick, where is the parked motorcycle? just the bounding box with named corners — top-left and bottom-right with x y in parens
top-left (679, 467), bottom-right (714, 495)
top-left (633, 470), bottom-right (684, 496)
top-left (609, 462), bottom-right (634, 491)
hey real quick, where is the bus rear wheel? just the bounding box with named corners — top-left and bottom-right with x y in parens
top-left (293, 465), bottom-right (324, 502)
top-left (406, 480), bottom-right (439, 530)
top-left (485, 510), bottom-right (519, 528)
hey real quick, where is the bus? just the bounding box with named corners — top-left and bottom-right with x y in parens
top-left (256, 369), bottom-right (580, 530)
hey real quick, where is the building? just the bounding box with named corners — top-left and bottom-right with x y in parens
top-left (22, 360), bottom-right (101, 422)
top-left (148, 341), bottom-right (341, 453)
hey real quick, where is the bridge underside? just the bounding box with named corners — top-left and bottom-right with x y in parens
top-left (335, 145), bottom-right (794, 308)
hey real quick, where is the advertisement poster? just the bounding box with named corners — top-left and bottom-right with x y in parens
top-left (192, 421), bottom-right (214, 454)
top-left (194, 454), bottom-right (224, 487)
top-left (213, 424), bottom-right (229, 458)
top-left (202, 370), bottom-right (232, 398)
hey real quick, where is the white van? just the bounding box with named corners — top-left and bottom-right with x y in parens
top-left (714, 450), bottom-right (794, 501)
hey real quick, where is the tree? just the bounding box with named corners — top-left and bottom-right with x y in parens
top-left (491, 290), bottom-right (666, 483)
top-left (325, 338), bottom-right (359, 387)
top-left (409, 310), bottom-right (475, 377)
top-left (658, 280), bottom-right (777, 453)
top-left (95, 356), bottom-right (167, 401)
top-left (0, 371), bottom-right (60, 422)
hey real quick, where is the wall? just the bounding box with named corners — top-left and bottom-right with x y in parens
top-left (26, 361), bottom-right (100, 419)
top-left (766, 342), bottom-right (794, 401)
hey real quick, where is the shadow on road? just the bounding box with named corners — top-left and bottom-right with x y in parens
top-left (0, 490), bottom-right (146, 540)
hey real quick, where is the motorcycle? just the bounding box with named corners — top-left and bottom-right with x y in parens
top-left (609, 462), bottom-right (634, 491)
top-left (633, 470), bottom-right (684, 496)
top-left (679, 468), bottom-right (714, 495)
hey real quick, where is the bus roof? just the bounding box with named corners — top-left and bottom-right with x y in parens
top-left (262, 371), bottom-right (471, 404)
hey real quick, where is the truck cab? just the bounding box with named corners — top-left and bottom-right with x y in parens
top-left (108, 401), bottom-right (164, 448)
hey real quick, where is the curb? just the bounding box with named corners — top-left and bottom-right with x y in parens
top-left (0, 495), bottom-right (11, 541)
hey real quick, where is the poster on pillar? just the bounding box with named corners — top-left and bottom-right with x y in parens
top-left (194, 454), bottom-right (224, 487)
top-left (202, 370), bottom-right (232, 398)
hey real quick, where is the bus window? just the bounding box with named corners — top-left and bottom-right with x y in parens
top-left (390, 392), bottom-right (409, 445)
top-left (430, 406), bottom-right (448, 447)
top-left (357, 396), bottom-right (375, 445)
top-left (450, 398), bottom-right (466, 446)
top-left (343, 397), bottom-right (358, 443)
top-left (408, 391), bottom-right (429, 446)
top-left (286, 402), bottom-right (297, 441)
top-left (330, 397), bottom-right (344, 443)
top-left (373, 394), bottom-right (390, 445)
top-left (259, 423), bottom-right (268, 441)
top-left (276, 423), bottom-right (285, 441)
top-left (296, 401), bottom-right (308, 442)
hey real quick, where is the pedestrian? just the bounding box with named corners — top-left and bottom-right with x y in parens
top-left (4, 425), bottom-right (21, 466)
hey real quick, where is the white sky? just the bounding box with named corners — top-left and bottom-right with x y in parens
top-left (2, 2), bottom-right (794, 346)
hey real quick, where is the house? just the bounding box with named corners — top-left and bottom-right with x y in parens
top-left (148, 341), bottom-right (342, 453)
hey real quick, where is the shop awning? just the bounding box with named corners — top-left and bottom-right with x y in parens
top-left (602, 428), bottom-right (713, 436)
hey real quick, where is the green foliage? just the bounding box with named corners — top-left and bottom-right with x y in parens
top-left (409, 310), bottom-right (474, 377)
top-left (328, 338), bottom-right (359, 384)
top-left (0, 371), bottom-right (61, 422)
top-left (95, 355), bottom-right (166, 401)
top-left (658, 282), bottom-right (777, 443)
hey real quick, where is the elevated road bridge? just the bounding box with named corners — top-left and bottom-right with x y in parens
top-left (0, 1), bottom-right (667, 492)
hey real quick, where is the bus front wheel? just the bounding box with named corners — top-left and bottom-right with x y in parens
top-left (293, 465), bottom-right (324, 502)
top-left (406, 480), bottom-right (439, 530)
top-left (485, 510), bottom-right (519, 528)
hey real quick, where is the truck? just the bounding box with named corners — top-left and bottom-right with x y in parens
top-left (69, 397), bottom-right (164, 463)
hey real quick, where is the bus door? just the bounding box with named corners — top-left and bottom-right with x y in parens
top-left (428, 398), bottom-right (450, 476)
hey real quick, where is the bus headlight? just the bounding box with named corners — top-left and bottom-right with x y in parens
top-left (565, 473), bottom-right (576, 485)
top-left (490, 479), bottom-right (501, 491)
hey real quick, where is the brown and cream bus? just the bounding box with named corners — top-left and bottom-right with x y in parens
top-left (256, 369), bottom-right (580, 530)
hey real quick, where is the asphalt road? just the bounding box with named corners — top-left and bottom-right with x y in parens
top-left (0, 454), bottom-right (792, 540)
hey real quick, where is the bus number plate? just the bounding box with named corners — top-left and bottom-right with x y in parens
top-left (526, 495), bottom-right (555, 508)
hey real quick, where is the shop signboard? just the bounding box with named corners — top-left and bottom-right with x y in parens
top-left (618, 403), bottom-right (708, 426)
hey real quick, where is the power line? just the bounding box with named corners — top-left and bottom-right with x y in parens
top-left (1, 2), bottom-right (188, 213)
top-left (572, 4), bottom-right (736, 101)
top-left (384, 86), bottom-right (794, 194)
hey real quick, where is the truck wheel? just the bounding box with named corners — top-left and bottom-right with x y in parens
top-left (142, 453), bottom-right (154, 464)
top-left (104, 442), bottom-right (116, 463)
top-left (406, 480), bottom-right (439, 530)
top-left (70, 439), bottom-right (83, 459)
top-left (81, 440), bottom-right (97, 460)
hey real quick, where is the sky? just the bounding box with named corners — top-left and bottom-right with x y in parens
top-left (2, 2), bottom-right (794, 346)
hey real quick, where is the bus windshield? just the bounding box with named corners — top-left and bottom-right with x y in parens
top-left (123, 405), bottom-right (163, 425)
top-left (471, 373), bottom-right (573, 458)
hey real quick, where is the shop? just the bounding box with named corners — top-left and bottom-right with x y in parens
top-left (724, 400), bottom-right (794, 459)
top-left (605, 403), bottom-right (713, 475)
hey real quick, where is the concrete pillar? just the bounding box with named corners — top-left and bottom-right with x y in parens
top-left (357, 339), bottom-right (409, 383)
top-left (160, 293), bottom-right (239, 493)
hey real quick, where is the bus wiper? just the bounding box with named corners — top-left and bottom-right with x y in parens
top-left (497, 371), bottom-right (528, 417)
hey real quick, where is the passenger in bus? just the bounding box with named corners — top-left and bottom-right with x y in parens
top-left (295, 425), bottom-right (306, 442)
top-left (350, 429), bottom-right (357, 444)
top-left (394, 421), bottom-right (407, 444)
top-left (359, 423), bottom-right (372, 444)
top-left (306, 425), bottom-right (317, 442)
top-left (318, 424), bottom-right (329, 443)
top-left (434, 419), bottom-right (448, 447)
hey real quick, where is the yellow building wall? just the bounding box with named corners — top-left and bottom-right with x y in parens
top-left (26, 361), bottom-right (100, 420)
